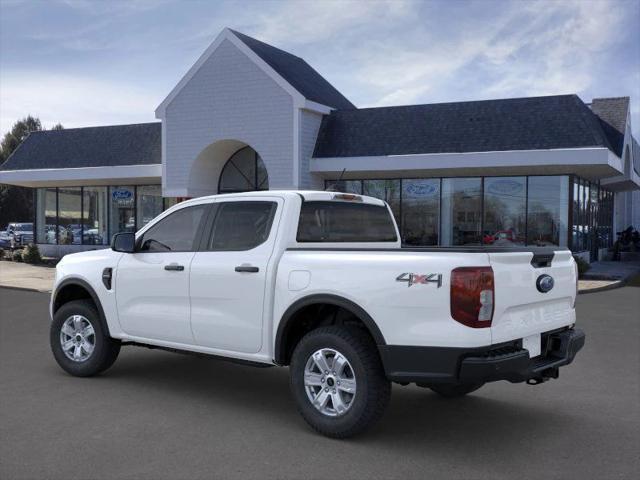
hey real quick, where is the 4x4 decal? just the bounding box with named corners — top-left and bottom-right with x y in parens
top-left (396, 273), bottom-right (442, 288)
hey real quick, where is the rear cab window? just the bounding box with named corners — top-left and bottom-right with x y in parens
top-left (297, 201), bottom-right (398, 243)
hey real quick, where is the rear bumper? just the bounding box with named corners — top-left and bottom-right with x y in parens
top-left (379, 328), bottom-right (585, 385)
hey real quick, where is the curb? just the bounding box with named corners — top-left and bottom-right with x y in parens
top-left (0, 285), bottom-right (52, 294)
top-left (578, 279), bottom-right (625, 295)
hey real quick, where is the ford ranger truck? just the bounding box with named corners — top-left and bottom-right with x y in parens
top-left (49, 191), bottom-right (585, 438)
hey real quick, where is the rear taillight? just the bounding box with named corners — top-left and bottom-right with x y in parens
top-left (450, 267), bottom-right (495, 328)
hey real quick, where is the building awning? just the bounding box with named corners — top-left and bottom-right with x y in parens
top-left (0, 122), bottom-right (161, 188)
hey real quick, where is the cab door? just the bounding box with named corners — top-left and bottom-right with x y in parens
top-left (115, 204), bottom-right (210, 344)
top-left (189, 198), bottom-right (281, 353)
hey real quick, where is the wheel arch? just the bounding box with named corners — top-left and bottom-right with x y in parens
top-left (274, 294), bottom-right (386, 365)
top-left (52, 278), bottom-right (111, 336)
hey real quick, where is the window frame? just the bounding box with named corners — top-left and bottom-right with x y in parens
top-left (201, 200), bottom-right (279, 252)
top-left (135, 203), bottom-right (211, 253)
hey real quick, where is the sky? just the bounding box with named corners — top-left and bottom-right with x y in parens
top-left (1, 0), bottom-right (639, 138)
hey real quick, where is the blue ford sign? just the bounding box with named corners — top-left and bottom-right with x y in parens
top-left (112, 189), bottom-right (133, 200)
top-left (536, 274), bottom-right (555, 293)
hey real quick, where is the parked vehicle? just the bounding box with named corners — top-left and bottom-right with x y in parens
top-left (49, 191), bottom-right (584, 437)
top-left (1, 223), bottom-right (34, 249)
top-left (483, 229), bottom-right (523, 246)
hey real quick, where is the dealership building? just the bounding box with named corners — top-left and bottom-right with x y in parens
top-left (1, 28), bottom-right (638, 260)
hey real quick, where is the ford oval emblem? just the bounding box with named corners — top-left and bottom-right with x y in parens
top-left (536, 274), bottom-right (554, 293)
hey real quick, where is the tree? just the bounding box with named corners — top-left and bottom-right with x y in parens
top-left (0, 116), bottom-right (63, 228)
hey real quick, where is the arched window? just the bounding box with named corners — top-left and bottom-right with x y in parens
top-left (218, 146), bottom-right (269, 193)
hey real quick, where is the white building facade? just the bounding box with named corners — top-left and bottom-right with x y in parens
top-left (1, 28), bottom-right (638, 260)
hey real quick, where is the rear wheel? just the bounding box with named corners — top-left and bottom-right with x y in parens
top-left (50, 300), bottom-right (120, 377)
top-left (429, 382), bottom-right (484, 398)
top-left (290, 326), bottom-right (390, 438)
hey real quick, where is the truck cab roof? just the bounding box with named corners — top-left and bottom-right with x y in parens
top-left (176, 190), bottom-right (388, 208)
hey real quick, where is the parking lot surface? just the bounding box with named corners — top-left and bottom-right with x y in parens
top-left (1, 286), bottom-right (638, 479)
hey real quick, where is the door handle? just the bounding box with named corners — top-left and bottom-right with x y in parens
top-left (164, 263), bottom-right (185, 271)
top-left (235, 265), bottom-right (259, 273)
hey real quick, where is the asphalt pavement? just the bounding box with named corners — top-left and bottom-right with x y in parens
top-left (1, 286), bottom-right (638, 479)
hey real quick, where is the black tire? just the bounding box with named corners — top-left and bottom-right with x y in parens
top-left (429, 382), bottom-right (484, 398)
top-left (289, 326), bottom-right (391, 438)
top-left (50, 299), bottom-right (120, 377)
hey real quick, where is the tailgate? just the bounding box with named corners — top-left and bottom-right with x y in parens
top-left (489, 250), bottom-right (577, 344)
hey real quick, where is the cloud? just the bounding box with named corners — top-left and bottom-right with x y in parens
top-left (249, 0), bottom-right (412, 46)
top-left (0, 72), bottom-right (158, 132)
top-left (344, 0), bottom-right (627, 107)
top-left (0, 0), bottom-right (637, 138)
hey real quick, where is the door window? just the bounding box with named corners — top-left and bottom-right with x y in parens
top-left (207, 202), bottom-right (277, 251)
top-left (138, 205), bottom-right (206, 252)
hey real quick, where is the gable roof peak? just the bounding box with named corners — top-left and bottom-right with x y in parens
top-left (156, 28), bottom-right (355, 117)
top-left (227, 29), bottom-right (355, 110)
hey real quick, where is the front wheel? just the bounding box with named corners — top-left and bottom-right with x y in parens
top-left (50, 300), bottom-right (121, 377)
top-left (289, 326), bottom-right (391, 438)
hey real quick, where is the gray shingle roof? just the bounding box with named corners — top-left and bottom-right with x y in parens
top-left (230, 29), bottom-right (355, 111)
top-left (590, 97), bottom-right (629, 157)
top-left (0, 122), bottom-right (161, 171)
top-left (313, 95), bottom-right (616, 158)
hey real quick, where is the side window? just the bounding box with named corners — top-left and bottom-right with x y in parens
top-left (138, 205), bottom-right (206, 252)
top-left (208, 201), bottom-right (277, 251)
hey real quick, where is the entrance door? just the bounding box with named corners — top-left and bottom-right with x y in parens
top-left (190, 198), bottom-right (281, 353)
top-left (116, 204), bottom-right (209, 344)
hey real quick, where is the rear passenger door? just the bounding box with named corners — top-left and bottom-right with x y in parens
top-left (189, 198), bottom-right (281, 353)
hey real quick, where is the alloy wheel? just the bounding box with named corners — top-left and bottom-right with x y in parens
top-left (304, 348), bottom-right (357, 417)
top-left (59, 315), bottom-right (96, 362)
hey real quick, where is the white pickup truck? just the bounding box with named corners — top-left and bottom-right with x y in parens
top-left (50, 190), bottom-right (585, 437)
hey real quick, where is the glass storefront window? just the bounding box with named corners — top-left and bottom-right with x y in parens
top-left (402, 179), bottom-right (440, 246)
top-left (163, 197), bottom-right (180, 211)
top-left (57, 187), bottom-right (82, 245)
top-left (36, 188), bottom-right (57, 244)
top-left (571, 177), bottom-right (581, 250)
top-left (136, 185), bottom-right (163, 229)
top-left (83, 187), bottom-right (108, 245)
top-left (441, 178), bottom-right (482, 246)
top-left (526, 176), bottom-right (569, 247)
top-left (109, 186), bottom-right (136, 235)
top-left (571, 176), bottom-right (613, 255)
top-left (483, 177), bottom-right (526, 247)
top-left (328, 180), bottom-right (362, 194)
top-left (363, 179), bottom-right (401, 220)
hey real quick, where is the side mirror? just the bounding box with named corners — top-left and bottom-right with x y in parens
top-left (111, 232), bottom-right (136, 253)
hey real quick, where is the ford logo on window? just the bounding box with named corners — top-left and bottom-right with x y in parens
top-left (536, 274), bottom-right (555, 293)
top-left (111, 189), bottom-right (133, 200)
top-left (488, 179), bottom-right (523, 196)
top-left (405, 183), bottom-right (438, 196)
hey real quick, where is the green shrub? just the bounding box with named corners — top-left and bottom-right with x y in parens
top-left (12, 249), bottom-right (23, 262)
top-left (0, 249), bottom-right (4, 260)
top-left (22, 244), bottom-right (42, 264)
top-left (574, 256), bottom-right (590, 277)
